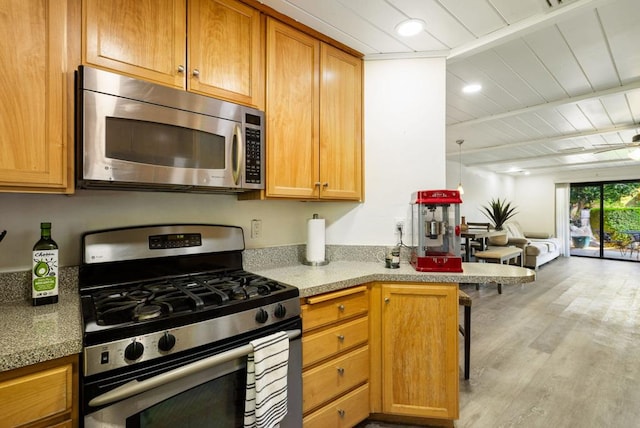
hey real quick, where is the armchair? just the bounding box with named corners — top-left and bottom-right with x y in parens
top-left (487, 222), bottom-right (560, 269)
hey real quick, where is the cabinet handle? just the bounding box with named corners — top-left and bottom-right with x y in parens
top-left (177, 65), bottom-right (185, 73)
top-left (338, 409), bottom-right (345, 418)
top-left (338, 304), bottom-right (345, 312)
top-left (192, 69), bottom-right (200, 77)
top-left (337, 367), bottom-right (345, 375)
top-left (337, 334), bottom-right (345, 342)
top-left (322, 182), bottom-right (329, 187)
top-left (314, 182), bottom-right (322, 187)
top-left (384, 297), bottom-right (390, 304)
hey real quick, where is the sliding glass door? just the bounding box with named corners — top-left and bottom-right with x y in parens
top-left (570, 180), bottom-right (640, 262)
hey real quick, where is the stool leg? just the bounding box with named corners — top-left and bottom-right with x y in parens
top-left (464, 305), bottom-right (471, 380)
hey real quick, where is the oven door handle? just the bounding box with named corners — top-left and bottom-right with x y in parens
top-left (88, 329), bottom-right (301, 408)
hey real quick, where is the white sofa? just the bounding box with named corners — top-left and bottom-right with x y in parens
top-left (488, 222), bottom-right (560, 269)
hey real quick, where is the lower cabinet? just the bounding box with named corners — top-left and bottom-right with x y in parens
top-left (301, 282), bottom-right (459, 427)
top-left (370, 282), bottom-right (459, 420)
top-left (0, 354), bottom-right (79, 428)
top-left (303, 383), bottom-right (370, 428)
top-left (301, 286), bottom-right (370, 427)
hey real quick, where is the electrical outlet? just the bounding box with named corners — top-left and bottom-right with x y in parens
top-left (251, 219), bottom-right (262, 239)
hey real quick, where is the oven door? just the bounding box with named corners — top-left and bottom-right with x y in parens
top-left (83, 326), bottom-right (302, 428)
top-left (80, 89), bottom-right (243, 190)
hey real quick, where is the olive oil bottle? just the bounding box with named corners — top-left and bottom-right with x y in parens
top-left (32, 222), bottom-right (59, 306)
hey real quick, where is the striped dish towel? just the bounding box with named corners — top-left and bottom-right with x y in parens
top-left (244, 331), bottom-right (289, 428)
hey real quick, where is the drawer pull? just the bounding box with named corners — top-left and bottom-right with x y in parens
top-left (338, 304), bottom-right (345, 312)
top-left (337, 334), bottom-right (345, 342)
top-left (384, 297), bottom-right (390, 304)
top-left (338, 409), bottom-right (345, 418)
top-left (337, 367), bottom-right (345, 375)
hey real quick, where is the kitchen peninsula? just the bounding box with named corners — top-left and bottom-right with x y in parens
top-left (251, 260), bottom-right (535, 427)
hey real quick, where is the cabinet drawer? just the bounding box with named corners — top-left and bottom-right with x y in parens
top-left (303, 345), bottom-right (369, 413)
top-left (303, 316), bottom-right (368, 368)
top-left (0, 363), bottom-right (72, 427)
top-left (303, 383), bottom-right (370, 428)
top-left (302, 286), bottom-right (368, 331)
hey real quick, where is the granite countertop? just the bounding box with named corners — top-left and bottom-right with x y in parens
top-left (0, 293), bottom-right (83, 372)
top-left (251, 261), bottom-right (536, 297)
top-left (0, 259), bottom-right (534, 373)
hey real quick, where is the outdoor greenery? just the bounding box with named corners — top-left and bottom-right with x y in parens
top-left (480, 198), bottom-right (518, 230)
top-left (570, 182), bottom-right (640, 249)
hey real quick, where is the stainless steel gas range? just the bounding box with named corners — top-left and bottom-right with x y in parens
top-left (78, 224), bottom-right (302, 427)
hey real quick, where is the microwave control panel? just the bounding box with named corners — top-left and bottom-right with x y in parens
top-left (245, 127), bottom-right (262, 184)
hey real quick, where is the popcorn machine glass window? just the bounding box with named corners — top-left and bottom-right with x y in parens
top-left (410, 189), bottom-right (463, 272)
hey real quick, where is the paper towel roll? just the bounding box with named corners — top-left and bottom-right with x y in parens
top-left (306, 217), bottom-right (326, 262)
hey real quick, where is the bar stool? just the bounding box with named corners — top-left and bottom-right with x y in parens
top-left (458, 289), bottom-right (472, 380)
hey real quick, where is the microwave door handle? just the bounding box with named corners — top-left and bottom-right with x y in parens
top-left (232, 124), bottom-right (243, 186)
top-left (87, 329), bottom-right (301, 408)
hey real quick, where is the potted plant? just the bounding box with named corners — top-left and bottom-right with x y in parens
top-left (480, 198), bottom-right (518, 230)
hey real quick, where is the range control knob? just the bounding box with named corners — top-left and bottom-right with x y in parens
top-left (158, 332), bottom-right (176, 352)
top-left (255, 308), bottom-right (269, 324)
top-left (124, 340), bottom-right (144, 361)
top-left (274, 303), bottom-right (287, 319)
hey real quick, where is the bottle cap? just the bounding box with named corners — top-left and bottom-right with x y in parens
top-left (41, 222), bottom-right (51, 229)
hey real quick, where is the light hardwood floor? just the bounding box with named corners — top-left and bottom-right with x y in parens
top-left (360, 256), bottom-right (640, 427)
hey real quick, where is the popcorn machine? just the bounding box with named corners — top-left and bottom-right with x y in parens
top-left (410, 189), bottom-right (463, 272)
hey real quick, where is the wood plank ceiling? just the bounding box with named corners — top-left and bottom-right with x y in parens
top-left (259, 0), bottom-right (640, 176)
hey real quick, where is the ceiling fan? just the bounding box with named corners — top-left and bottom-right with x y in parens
top-left (594, 134), bottom-right (640, 159)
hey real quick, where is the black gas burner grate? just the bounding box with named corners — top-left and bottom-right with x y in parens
top-left (89, 270), bottom-right (286, 326)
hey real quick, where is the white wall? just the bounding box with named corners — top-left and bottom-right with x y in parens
top-left (0, 57), bottom-right (448, 272)
top-left (512, 175), bottom-right (557, 233)
top-left (445, 160), bottom-right (515, 224)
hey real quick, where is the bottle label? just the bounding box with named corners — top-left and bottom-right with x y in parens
top-left (32, 249), bottom-right (59, 297)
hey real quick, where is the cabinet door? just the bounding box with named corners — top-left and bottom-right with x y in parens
top-left (188, 0), bottom-right (263, 108)
top-left (83, 0), bottom-right (186, 88)
top-left (319, 44), bottom-right (363, 201)
top-left (0, 0), bottom-right (75, 193)
top-left (0, 354), bottom-right (78, 428)
top-left (265, 18), bottom-right (320, 198)
top-left (380, 283), bottom-right (459, 419)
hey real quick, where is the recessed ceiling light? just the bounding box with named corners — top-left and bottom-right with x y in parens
top-left (395, 19), bottom-right (425, 37)
top-left (462, 83), bottom-right (482, 94)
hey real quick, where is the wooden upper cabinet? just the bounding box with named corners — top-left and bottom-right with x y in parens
top-left (265, 18), bottom-right (363, 201)
top-left (188, 0), bottom-right (263, 107)
top-left (319, 44), bottom-right (362, 200)
top-left (83, 0), bottom-right (186, 88)
top-left (83, 0), bottom-right (264, 108)
top-left (265, 18), bottom-right (320, 198)
top-left (0, 0), bottom-right (77, 193)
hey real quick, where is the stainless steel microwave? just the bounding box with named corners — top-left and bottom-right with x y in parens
top-left (76, 66), bottom-right (264, 193)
